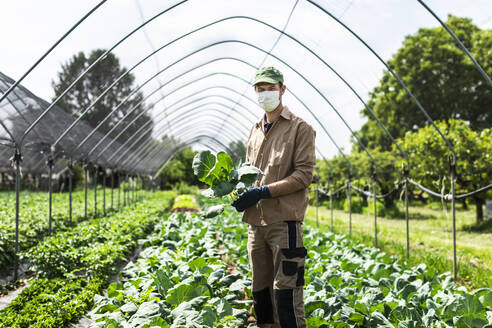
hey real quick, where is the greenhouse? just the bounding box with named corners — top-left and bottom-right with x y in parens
top-left (0, 0), bottom-right (491, 327)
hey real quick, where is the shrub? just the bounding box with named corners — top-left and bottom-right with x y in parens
top-left (173, 182), bottom-right (198, 195)
top-left (344, 197), bottom-right (363, 213)
top-left (363, 200), bottom-right (405, 219)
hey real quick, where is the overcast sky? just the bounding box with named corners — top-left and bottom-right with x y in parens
top-left (1, 0), bottom-right (491, 159)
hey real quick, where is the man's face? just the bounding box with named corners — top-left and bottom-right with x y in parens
top-left (254, 82), bottom-right (287, 111)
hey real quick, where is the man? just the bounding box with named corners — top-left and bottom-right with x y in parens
top-left (231, 67), bottom-right (316, 328)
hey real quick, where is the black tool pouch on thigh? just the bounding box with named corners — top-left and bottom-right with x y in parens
top-left (281, 221), bottom-right (307, 286)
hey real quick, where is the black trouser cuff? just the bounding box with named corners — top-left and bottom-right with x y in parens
top-left (274, 289), bottom-right (297, 328)
top-left (253, 287), bottom-right (274, 324)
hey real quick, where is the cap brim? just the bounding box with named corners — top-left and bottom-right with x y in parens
top-left (253, 77), bottom-right (280, 85)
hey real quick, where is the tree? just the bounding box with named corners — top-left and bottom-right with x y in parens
top-left (317, 150), bottom-right (401, 209)
top-left (398, 119), bottom-right (492, 224)
top-left (228, 140), bottom-right (247, 166)
top-left (157, 147), bottom-right (199, 189)
top-left (52, 49), bottom-right (153, 152)
top-left (356, 16), bottom-right (492, 151)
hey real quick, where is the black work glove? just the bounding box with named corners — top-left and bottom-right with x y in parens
top-left (231, 186), bottom-right (271, 212)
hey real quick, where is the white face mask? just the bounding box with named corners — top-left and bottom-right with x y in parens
top-left (256, 90), bottom-right (280, 112)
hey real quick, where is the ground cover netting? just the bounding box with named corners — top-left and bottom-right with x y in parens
top-left (88, 195), bottom-right (492, 328)
top-left (0, 191), bottom-right (176, 328)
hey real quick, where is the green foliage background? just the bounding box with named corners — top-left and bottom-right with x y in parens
top-left (317, 16), bottom-right (491, 224)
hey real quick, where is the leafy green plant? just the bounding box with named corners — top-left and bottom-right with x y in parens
top-left (90, 195), bottom-right (492, 328)
top-left (0, 191), bottom-right (176, 328)
top-left (171, 194), bottom-right (197, 210)
top-left (88, 209), bottom-right (253, 327)
top-left (192, 150), bottom-right (262, 217)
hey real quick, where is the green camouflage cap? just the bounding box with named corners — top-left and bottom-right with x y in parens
top-left (253, 66), bottom-right (284, 85)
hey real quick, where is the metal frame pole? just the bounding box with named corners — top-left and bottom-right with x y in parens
top-left (348, 179), bottom-right (352, 236)
top-left (141, 176), bottom-right (144, 200)
top-left (0, 1), bottom-right (107, 107)
top-left (133, 176), bottom-right (136, 204)
top-left (329, 176), bottom-right (333, 233)
top-left (136, 176), bottom-right (139, 201)
top-left (13, 149), bottom-right (21, 281)
top-left (102, 168), bottom-right (106, 216)
top-left (123, 174), bottom-right (127, 207)
top-left (19, 1), bottom-right (186, 147)
top-left (130, 176), bottom-right (133, 204)
top-left (417, 0), bottom-right (492, 87)
top-left (118, 173), bottom-right (121, 211)
top-left (128, 135), bottom-right (229, 174)
top-left (451, 162), bottom-right (457, 279)
top-left (111, 170), bottom-right (114, 211)
top-left (404, 169), bottom-right (410, 258)
top-left (126, 174), bottom-right (132, 206)
top-left (373, 175), bottom-right (378, 247)
top-left (120, 122), bottom-right (239, 171)
top-left (128, 175), bottom-right (131, 205)
top-left (93, 166), bottom-right (98, 218)
top-left (84, 164), bottom-right (88, 219)
top-left (68, 158), bottom-right (73, 224)
top-left (315, 169), bottom-right (319, 227)
top-left (47, 156), bottom-right (54, 235)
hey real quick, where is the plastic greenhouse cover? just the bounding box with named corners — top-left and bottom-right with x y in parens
top-left (0, 0), bottom-right (490, 175)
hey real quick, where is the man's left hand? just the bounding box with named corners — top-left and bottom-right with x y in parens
top-left (231, 186), bottom-right (271, 212)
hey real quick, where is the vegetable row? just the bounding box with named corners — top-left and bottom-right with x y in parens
top-left (89, 206), bottom-right (253, 327)
top-left (93, 195), bottom-right (492, 328)
top-left (0, 189), bottom-right (128, 276)
top-left (0, 191), bottom-right (176, 328)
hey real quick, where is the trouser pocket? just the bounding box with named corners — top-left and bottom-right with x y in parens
top-left (277, 221), bottom-right (306, 289)
top-left (282, 261), bottom-right (298, 276)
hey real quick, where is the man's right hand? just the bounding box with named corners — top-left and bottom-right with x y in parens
top-left (231, 186), bottom-right (271, 212)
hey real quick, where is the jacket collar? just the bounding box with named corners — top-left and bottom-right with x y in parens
top-left (255, 106), bottom-right (292, 128)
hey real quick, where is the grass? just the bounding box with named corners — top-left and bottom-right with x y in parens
top-left (305, 201), bottom-right (492, 290)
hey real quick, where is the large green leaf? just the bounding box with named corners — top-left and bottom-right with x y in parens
top-left (207, 269), bottom-right (225, 285)
top-left (443, 294), bottom-right (485, 321)
top-left (166, 280), bottom-right (208, 306)
top-left (212, 181), bottom-right (235, 197)
top-left (455, 315), bottom-right (488, 328)
top-left (476, 289), bottom-right (492, 308)
top-left (202, 151), bottom-right (234, 187)
top-left (215, 299), bottom-right (233, 320)
top-left (213, 152), bottom-right (234, 177)
top-left (237, 165), bottom-right (262, 186)
top-left (370, 311), bottom-right (395, 327)
top-left (188, 257), bottom-right (207, 272)
top-left (389, 306), bottom-right (413, 322)
top-left (132, 300), bottom-right (160, 318)
top-left (200, 306), bottom-right (217, 326)
top-left (154, 270), bottom-right (173, 297)
top-left (192, 151), bottom-right (216, 186)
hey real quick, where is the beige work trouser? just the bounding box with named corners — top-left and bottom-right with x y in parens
top-left (247, 221), bottom-right (306, 328)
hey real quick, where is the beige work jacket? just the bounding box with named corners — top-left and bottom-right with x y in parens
top-left (242, 106), bottom-right (316, 226)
